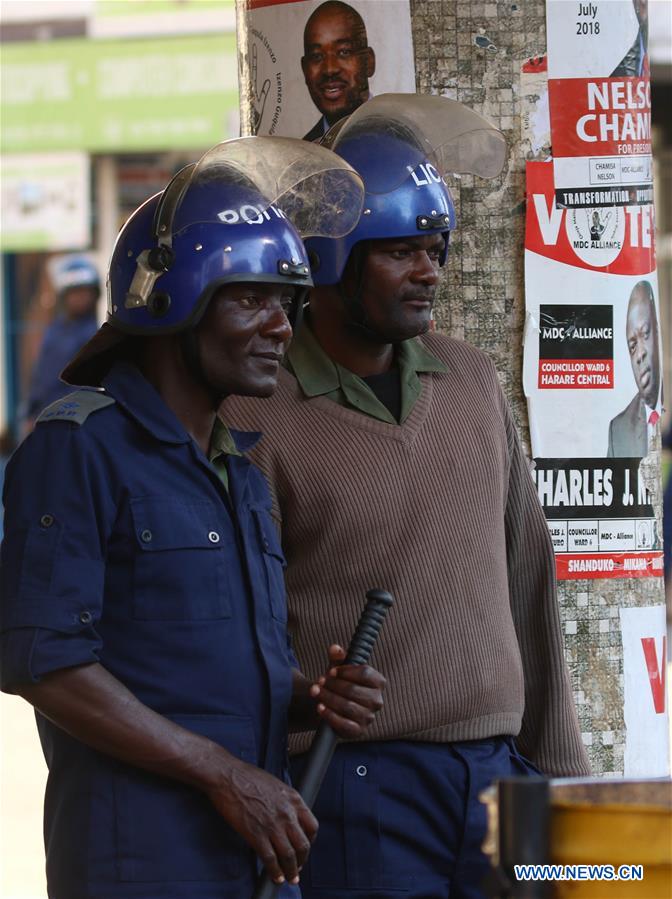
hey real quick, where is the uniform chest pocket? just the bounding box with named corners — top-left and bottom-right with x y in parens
top-left (130, 496), bottom-right (232, 621)
top-left (251, 508), bottom-right (287, 623)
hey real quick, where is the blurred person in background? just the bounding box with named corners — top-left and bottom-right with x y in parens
top-left (23, 255), bottom-right (100, 430)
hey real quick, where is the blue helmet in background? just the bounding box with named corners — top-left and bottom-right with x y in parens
top-left (52, 255), bottom-right (100, 300)
top-left (305, 94), bottom-right (507, 286)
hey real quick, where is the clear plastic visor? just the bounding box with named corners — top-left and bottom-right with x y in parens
top-left (321, 93), bottom-right (507, 194)
top-left (154, 136), bottom-right (365, 242)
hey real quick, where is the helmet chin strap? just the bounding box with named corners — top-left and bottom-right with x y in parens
top-left (179, 329), bottom-right (223, 405)
top-left (337, 243), bottom-right (391, 345)
top-left (338, 282), bottom-right (378, 339)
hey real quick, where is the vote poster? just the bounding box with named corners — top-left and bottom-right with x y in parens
top-left (523, 1), bottom-right (662, 580)
top-left (524, 161), bottom-right (661, 580)
top-left (237, 0), bottom-right (415, 140)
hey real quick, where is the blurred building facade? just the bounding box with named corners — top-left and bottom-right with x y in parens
top-left (0, 0), bottom-right (239, 437)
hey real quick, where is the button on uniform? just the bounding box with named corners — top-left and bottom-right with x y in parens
top-left (140, 529), bottom-right (152, 543)
top-left (208, 531), bottom-right (220, 543)
top-left (40, 514), bottom-right (55, 528)
top-left (356, 765), bottom-right (367, 777)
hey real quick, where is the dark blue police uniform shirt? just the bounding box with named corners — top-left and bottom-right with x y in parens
top-left (1, 360), bottom-right (296, 898)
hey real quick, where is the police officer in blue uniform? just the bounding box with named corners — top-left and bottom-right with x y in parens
top-left (24, 255), bottom-right (100, 429)
top-left (0, 138), bottom-right (383, 899)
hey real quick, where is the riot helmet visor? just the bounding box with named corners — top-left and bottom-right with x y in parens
top-left (153, 136), bottom-right (365, 246)
top-left (321, 93), bottom-right (507, 193)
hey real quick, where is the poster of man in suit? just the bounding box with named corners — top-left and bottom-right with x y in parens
top-left (238, 0), bottom-right (415, 139)
top-left (300, 1), bottom-right (375, 141)
top-left (607, 280), bottom-right (661, 457)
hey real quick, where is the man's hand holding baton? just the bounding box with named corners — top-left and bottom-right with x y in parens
top-left (253, 588), bottom-right (394, 897)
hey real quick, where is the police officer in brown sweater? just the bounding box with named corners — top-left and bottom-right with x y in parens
top-left (223, 96), bottom-right (590, 899)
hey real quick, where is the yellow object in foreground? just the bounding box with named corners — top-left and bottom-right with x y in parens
top-left (549, 780), bottom-right (672, 898)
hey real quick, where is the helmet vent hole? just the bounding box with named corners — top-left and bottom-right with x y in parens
top-left (148, 292), bottom-right (171, 318)
top-left (147, 246), bottom-right (175, 272)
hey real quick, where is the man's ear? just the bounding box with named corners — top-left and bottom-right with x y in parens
top-left (366, 47), bottom-right (376, 78)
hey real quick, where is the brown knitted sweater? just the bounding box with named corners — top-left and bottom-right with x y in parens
top-left (222, 333), bottom-right (590, 776)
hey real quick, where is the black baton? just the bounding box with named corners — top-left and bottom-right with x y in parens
top-left (252, 587), bottom-right (394, 899)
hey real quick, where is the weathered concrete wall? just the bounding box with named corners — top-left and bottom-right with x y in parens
top-left (410, 0), bottom-right (665, 774)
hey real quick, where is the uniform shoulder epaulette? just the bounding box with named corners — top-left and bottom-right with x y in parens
top-left (36, 389), bottom-right (116, 426)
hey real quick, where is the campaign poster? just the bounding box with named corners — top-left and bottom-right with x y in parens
top-left (620, 605), bottom-right (669, 777)
top-left (526, 1), bottom-right (662, 580)
top-left (524, 161), bottom-right (662, 580)
top-left (546, 0), bottom-right (653, 208)
top-left (236, 0), bottom-right (415, 139)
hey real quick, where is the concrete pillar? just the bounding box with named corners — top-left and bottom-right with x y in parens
top-left (94, 155), bottom-right (119, 321)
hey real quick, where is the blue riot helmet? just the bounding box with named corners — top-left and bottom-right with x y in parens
top-left (306, 94), bottom-right (507, 285)
top-left (109, 137), bottom-right (365, 331)
top-left (62, 136), bottom-right (364, 385)
top-left (108, 181), bottom-right (309, 333)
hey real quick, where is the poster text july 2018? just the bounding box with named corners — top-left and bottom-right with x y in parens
top-left (577, 2), bottom-right (601, 35)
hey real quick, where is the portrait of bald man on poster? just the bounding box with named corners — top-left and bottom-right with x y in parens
top-left (607, 280), bottom-right (662, 458)
top-left (301, 1), bottom-right (375, 141)
top-left (240, 0), bottom-right (415, 139)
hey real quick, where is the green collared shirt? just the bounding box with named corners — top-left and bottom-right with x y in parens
top-left (208, 416), bottom-right (242, 492)
top-left (285, 320), bottom-right (448, 424)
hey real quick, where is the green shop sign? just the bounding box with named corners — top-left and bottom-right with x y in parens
top-left (1, 33), bottom-right (239, 153)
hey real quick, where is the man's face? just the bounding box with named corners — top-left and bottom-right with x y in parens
top-left (64, 285), bottom-right (98, 318)
top-left (301, 7), bottom-right (375, 126)
top-left (626, 285), bottom-right (660, 408)
top-left (346, 235), bottom-right (444, 342)
top-left (196, 282), bottom-right (294, 398)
